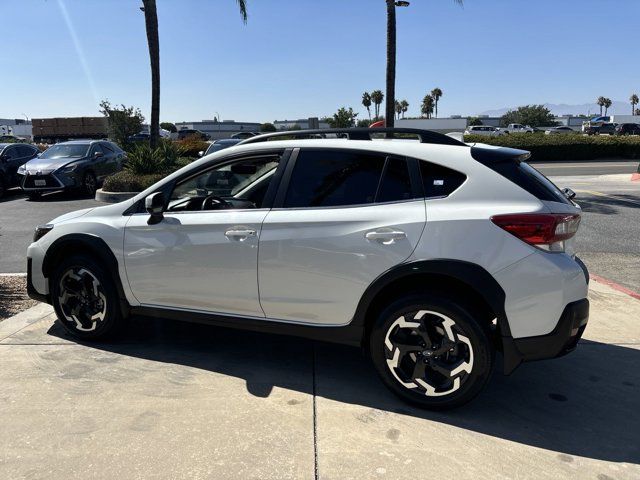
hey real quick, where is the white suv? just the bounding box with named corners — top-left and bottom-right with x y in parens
top-left (26, 128), bottom-right (589, 409)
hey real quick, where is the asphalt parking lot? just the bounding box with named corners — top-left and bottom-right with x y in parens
top-left (0, 278), bottom-right (638, 479)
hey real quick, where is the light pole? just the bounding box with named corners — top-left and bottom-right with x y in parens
top-left (385, 1), bottom-right (409, 129)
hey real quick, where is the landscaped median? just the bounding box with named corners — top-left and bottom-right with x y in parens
top-left (97, 138), bottom-right (203, 202)
top-left (464, 133), bottom-right (640, 161)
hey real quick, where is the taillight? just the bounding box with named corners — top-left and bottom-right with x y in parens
top-left (491, 213), bottom-right (581, 251)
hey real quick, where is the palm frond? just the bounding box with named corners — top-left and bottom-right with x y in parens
top-left (236, 0), bottom-right (248, 24)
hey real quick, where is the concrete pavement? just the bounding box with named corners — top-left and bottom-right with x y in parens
top-left (0, 279), bottom-right (639, 479)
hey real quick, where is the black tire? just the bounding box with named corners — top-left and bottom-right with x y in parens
top-left (82, 171), bottom-right (97, 197)
top-left (370, 293), bottom-right (494, 410)
top-left (50, 254), bottom-right (126, 341)
top-left (0, 175), bottom-right (5, 199)
top-left (28, 191), bottom-right (41, 200)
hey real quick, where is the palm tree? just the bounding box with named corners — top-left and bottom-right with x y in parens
top-left (421, 95), bottom-right (434, 119)
top-left (395, 100), bottom-right (403, 119)
top-left (400, 99), bottom-right (409, 118)
top-left (596, 96), bottom-right (606, 116)
top-left (141, 0), bottom-right (247, 148)
top-left (430, 87), bottom-right (443, 118)
top-left (631, 94), bottom-right (639, 115)
top-left (371, 90), bottom-right (384, 119)
top-left (385, 1), bottom-right (461, 128)
top-left (362, 92), bottom-right (372, 120)
top-left (603, 98), bottom-right (612, 116)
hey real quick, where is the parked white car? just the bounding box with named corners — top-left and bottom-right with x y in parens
top-left (26, 128), bottom-right (588, 409)
top-left (545, 126), bottom-right (578, 135)
top-left (464, 125), bottom-right (505, 137)
top-left (502, 123), bottom-right (535, 134)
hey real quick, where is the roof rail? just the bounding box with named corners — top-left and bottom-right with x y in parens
top-left (236, 128), bottom-right (467, 147)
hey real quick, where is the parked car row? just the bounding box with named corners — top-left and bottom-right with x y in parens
top-left (0, 140), bottom-right (127, 199)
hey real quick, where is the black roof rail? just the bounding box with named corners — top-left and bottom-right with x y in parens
top-left (236, 128), bottom-right (467, 147)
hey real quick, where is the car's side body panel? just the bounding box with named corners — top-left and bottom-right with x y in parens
top-left (258, 199), bottom-right (427, 325)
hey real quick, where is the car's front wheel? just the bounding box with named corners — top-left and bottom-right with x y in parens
top-left (51, 254), bottom-right (125, 340)
top-left (370, 293), bottom-right (494, 410)
top-left (82, 171), bottom-right (97, 197)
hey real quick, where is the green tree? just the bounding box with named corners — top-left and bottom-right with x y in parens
top-left (468, 116), bottom-right (482, 126)
top-left (362, 92), bottom-right (372, 120)
top-left (400, 99), bottom-right (409, 119)
top-left (327, 107), bottom-right (358, 128)
top-left (371, 90), bottom-right (384, 119)
top-left (140, 0), bottom-right (247, 148)
top-left (430, 87), bottom-right (443, 118)
top-left (420, 95), bottom-right (434, 119)
top-left (260, 122), bottom-right (277, 132)
top-left (99, 100), bottom-right (145, 146)
top-left (630, 94), bottom-right (639, 115)
top-left (500, 105), bottom-right (556, 127)
top-left (603, 98), bottom-right (612, 116)
top-left (596, 96), bottom-right (606, 116)
top-left (357, 119), bottom-right (372, 128)
top-left (160, 122), bottom-right (176, 133)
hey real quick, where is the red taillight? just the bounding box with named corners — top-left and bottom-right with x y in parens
top-left (491, 213), bottom-right (581, 247)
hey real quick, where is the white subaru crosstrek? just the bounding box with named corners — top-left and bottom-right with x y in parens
top-left (26, 128), bottom-right (589, 409)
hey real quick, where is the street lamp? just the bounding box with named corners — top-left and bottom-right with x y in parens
top-left (385, 0), bottom-right (409, 129)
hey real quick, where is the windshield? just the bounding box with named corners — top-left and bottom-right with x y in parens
top-left (40, 144), bottom-right (89, 159)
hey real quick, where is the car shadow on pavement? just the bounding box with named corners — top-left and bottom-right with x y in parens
top-left (577, 194), bottom-right (640, 214)
top-left (47, 316), bottom-right (640, 465)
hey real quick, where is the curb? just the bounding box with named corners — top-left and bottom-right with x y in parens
top-left (95, 189), bottom-right (138, 203)
top-left (0, 303), bottom-right (54, 341)
top-left (590, 274), bottom-right (640, 301)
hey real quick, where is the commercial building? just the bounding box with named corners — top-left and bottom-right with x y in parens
top-left (273, 118), bottom-right (330, 130)
top-left (174, 120), bottom-right (261, 140)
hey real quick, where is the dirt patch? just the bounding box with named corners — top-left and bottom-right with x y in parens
top-left (0, 276), bottom-right (38, 321)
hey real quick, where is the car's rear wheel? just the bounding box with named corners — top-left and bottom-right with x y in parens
top-left (370, 293), bottom-right (494, 410)
top-left (0, 175), bottom-right (6, 198)
top-left (82, 171), bottom-right (97, 197)
top-left (51, 254), bottom-right (125, 340)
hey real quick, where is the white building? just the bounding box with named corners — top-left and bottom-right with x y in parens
top-left (273, 118), bottom-right (330, 130)
top-left (174, 120), bottom-right (261, 140)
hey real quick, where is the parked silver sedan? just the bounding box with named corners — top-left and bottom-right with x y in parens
top-left (545, 126), bottom-right (578, 135)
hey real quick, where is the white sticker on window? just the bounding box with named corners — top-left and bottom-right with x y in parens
top-left (433, 179), bottom-right (444, 186)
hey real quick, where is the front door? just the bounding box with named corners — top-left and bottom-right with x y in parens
top-left (123, 152), bottom-right (283, 317)
top-left (258, 148), bottom-right (426, 325)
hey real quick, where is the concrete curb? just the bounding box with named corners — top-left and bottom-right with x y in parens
top-left (0, 303), bottom-right (54, 341)
top-left (95, 189), bottom-right (138, 203)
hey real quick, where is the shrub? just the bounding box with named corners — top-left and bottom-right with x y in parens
top-left (103, 171), bottom-right (165, 192)
top-left (463, 134), bottom-right (640, 161)
top-left (175, 137), bottom-right (210, 157)
top-left (124, 144), bottom-right (165, 175)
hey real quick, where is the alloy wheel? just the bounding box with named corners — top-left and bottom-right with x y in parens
top-left (57, 267), bottom-right (107, 332)
top-left (384, 310), bottom-right (474, 397)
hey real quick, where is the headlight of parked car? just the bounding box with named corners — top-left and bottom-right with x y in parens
top-left (17, 165), bottom-right (26, 175)
top-left (58, 164), bottom-right (78, 174)
top-left (33, 224), bottom-right (54, 242)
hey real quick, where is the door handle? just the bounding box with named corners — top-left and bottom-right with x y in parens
top-left (225, 228), bottom-right (256, 241)
top-left (365, 229), bottom-right (406, 244)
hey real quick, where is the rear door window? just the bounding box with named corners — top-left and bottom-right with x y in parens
top-left (283, 150), bottom-right (385, 208)
top-left (376, 157), bottom-right (415, 203)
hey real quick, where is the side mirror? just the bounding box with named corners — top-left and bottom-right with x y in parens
top-left (562, 187), bottom-right (576, 200)
top-left (198, 150), bottom-right (204, 157)
top-left (145, 192), bottom-right (165, 224)
top-left (94, 151), bottom-right (104, 159)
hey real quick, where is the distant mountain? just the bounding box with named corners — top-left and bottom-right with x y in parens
top-left (479, 101), bottom-right (630, 117)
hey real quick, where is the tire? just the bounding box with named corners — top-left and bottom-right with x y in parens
top-left (82, 171), bottom-right (97, 197)
top-left (369, 293), bottom-right (494, 410)
top-left (51, 254), bottom-right (126, 341)
top-left (0, 175), bottom-right (5, 199)
top-left (28, 191), bottom-right (41, 200)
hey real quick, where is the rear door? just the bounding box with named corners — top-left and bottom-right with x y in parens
top-left (258, 148), bottom-right (426, 326)
top-left (99, 142), bottom-right (120, 175)
top-left (3, 145), bottom-right (25, 186)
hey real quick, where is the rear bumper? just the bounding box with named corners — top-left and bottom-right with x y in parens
top-left (502, 298), bottom-right (589, 374)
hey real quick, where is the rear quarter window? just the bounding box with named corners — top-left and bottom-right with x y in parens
top-left (419, 161), bottom-right (466, 198)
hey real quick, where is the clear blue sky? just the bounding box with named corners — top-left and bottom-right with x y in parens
top-left (2, 0), bottom-right (639, 123)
